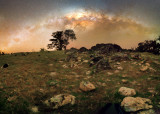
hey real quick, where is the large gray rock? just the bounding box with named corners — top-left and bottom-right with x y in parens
top-left (121, 97), bottom-right (153, 112)
top-left (118, 87), bottom-right (136, 96)
top-left (44, 94), bottom-right (75, 109)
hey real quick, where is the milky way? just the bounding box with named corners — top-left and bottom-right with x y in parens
top-left (0, 0), bottom-right (160, 53)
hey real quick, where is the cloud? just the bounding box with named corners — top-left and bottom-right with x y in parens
top-left (42, 9), bottom-right (157, 49)
top-left (0, 9), bottom-right (158, 53)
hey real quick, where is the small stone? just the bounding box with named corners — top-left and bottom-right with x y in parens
top-left (116, 62), bottom-right (121, 65)
top-left (145, 63), bottom-right (150, 66)
top-left (48, 64), bottom-right (53, 66)
top-left (49, 81), bottom-right (58, 86)
top-left (77, 57), bottom-right (81, 60)
top-left (132, 62), bottom-right (137, 65)
top-left (107, 72), bottom-right (113, 76)
top-left (86, 71), bottom-right (91, 75)
top-left (122, 74), bottom-right (127, 78)
top-left (49, 72), bottom-right (57, 76)
top-left (97, 82), bottom-right (106, 86)
top-left (80, 81), bottom-right (96, 92)
top-left (7, 96), bottom-right (17, 102)
top-left (83, 60), bottom-right (89, 63)
top-left (121, 79), bottom-right (128, 84)
top-left (147, 78), bottom-right (151, 80)
top-left (31, 106), bottom-right (39, 113)
top-left (118, 87), bottom-right (136, 96)
top-left (117, 66), bottom-right (123, 70)
top-left (114, 70), bottom-right (120, 73)
top-left (148, 88), bottom-right (155, 93)
top-left (138, 63), bottom-right (142, 66)
top-left (39, 88), bottom-right (45, 93)
top-left (63, 64), bottom-right (68, 68)
top-left (140, 66), bottom-right (148, 71)
top-left (106, 79), bottom-right (111, 81)
top-left (149, 67), bottom-right (156, 72)
top-left (137, 83), bottom-right (141, 86)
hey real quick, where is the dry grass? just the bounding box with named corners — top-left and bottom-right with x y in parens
top-left (0, 51), bottom-right (160, 113)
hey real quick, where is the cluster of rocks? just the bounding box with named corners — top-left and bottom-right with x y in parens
top-left (39, 85), bottom-right (155, 113)
top-left (131, 53), bottom-right (142, 60)
top-left (111, 53), bottom-right (130, 62)
top-left (89, 56), bottom-right (111, 72)
top-left (67, 43), bottom-right (122, 54)
top-left (33, 81), bottom-right (95, 112)
top-left (140, 62), bottom-right (156, 72)
top-left (65, 50), bottom-right (112, 71)
top-left (118, 87), bottom-right (155, 113)
top-left (44, 94), bottom-right (76, 109)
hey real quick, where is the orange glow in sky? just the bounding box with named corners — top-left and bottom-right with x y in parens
top-left (0, 9), bottom-right (158, 53)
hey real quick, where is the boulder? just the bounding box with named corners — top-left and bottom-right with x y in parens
top-left (2, 64), bottom-right (8, 68)
top-left (80, 81), bottom-right (95, 92)
top-left (118, 87), bottom-right (136, 96)
top-left (121, 97), bottom-right (153, 112)
top-left (44, 94), bottom-right (75, 109)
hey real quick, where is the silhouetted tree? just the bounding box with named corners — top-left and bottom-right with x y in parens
top-left (47, 30), bottom-right (76, 50)
top-left (0, 50), bottom-right (5, 55)
top-left (136, 36), bottom-right (160, 54)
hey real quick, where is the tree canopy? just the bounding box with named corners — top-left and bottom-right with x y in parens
top-left (47, 29), bottom-right (76, 50)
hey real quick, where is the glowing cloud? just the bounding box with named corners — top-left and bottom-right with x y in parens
top-left (0, 9), bottom-right (158, 53)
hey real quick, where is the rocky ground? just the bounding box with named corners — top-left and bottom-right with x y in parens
top-left (0, 50), bottom-right (160, 113)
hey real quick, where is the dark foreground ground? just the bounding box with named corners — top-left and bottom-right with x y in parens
top-left (0, 51), bottom-right (160, 113)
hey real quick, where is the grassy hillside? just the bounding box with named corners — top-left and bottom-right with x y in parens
top-left (0, 51), bottom-right (160, 113)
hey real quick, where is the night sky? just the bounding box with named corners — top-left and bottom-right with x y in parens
top-left (0, 0), bottom-right (160, 53)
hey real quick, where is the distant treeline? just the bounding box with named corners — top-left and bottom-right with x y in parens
top-left (0, 51), bottom-right (5, 55)
top-left (136, 36), bottom-right (160, 55)
top-left (68, 36), bottom-right (160, 55)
